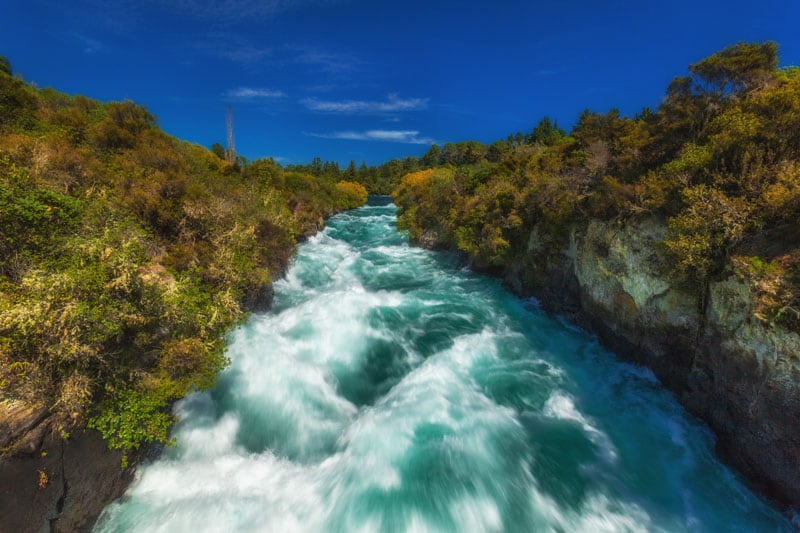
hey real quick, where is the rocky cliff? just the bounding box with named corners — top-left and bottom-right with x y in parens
top-left (503, 217), bottom-right (800, 509)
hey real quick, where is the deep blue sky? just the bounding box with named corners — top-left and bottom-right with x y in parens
top-left (2, 1), bottom-right (798, 165)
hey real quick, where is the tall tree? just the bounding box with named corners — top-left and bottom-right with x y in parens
top-left (310, 157), bottom-right (323, 176)
top-left (527, 117), bottom-right (566, 146)
top-left (689, 41), bottom-right (778, 98)
top-left (345, 160), bottom-right (357, 180)
top-left (421, 144), bottom-right (441, 167)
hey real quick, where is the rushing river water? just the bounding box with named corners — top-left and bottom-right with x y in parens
top-left (96, 199), bottom-right (790, 532)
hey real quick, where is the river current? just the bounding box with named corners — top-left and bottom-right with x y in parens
top-left (95, 199), bottom-right (790, 532)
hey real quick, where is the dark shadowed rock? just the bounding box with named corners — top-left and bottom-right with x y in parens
top-left (0, 406), bottom-right (140, 533)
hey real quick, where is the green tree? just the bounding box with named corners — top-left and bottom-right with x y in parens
top-left (664, 185), bottom-right (751, 282)
top-left (527, 117), bottom-right (565, 146)
top-left (310, 156), bottom-right (323, 176)
top-left (441, 143), bottom-right (458, 165)
top-left (0, 55), bottom-right (11, 76)
top-left (210, 143), bottom-right (226, 160)
top-left (322, 160), bottom-right (340, 177)
top-left (344, 160), bottom-right (357, 180)
top-left (106, 100), bottom-right (155, 133)
top-left (456, 141), bottom-right (487, 165)
top-left (421, 144), bottom-right (441, 167)
top-left (689, 41), bottom-right (778, 98)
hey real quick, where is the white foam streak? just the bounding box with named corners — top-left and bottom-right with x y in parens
top-left (528, 488), bottom-right (654, 533)
top-left (544, 391), bottom-right (618, 463)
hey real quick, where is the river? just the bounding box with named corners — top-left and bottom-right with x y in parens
top-left (95, 198), bottom-right (790, 532)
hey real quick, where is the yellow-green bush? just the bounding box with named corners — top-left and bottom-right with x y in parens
top-left (335, 180), bottom-right (368, 209)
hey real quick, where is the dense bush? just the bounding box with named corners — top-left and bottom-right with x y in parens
top-left (0, 66), bottom-right (366, 460)
top-left (335, 180), bottom-right (368, 209)
top-left (394, 42), bottom-right (800, 330)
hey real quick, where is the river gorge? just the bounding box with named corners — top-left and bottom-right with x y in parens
top-left (95, 199), bottom-right (791, 532)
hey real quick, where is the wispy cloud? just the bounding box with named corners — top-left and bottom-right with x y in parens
top-left (219, 45), bottom-right (273, 65)
top-left (196, 33), bottom-right (273, 68)
top-left (285, 45), bottom-right (361, 73)
top-left (73, 0), bottom-right (325, 31)
top-left (302, 94), bottom-right (428, 114)
top-left (537, 66), bottom-right (569, 77)
top-left (150, 0), bottom-right (341, 22)
top-left (224, 87), bottom-right (286, 100)
top-left (307, 130), bottom-right (435, 145)
top-left (304, 83), bottom-right (339, 93)
top-left (199, 38), bottom-right (358, 76)
top-left (73, 33), bottom-right (106, 54)
top-left (69, 0), bottom-right (351, 36)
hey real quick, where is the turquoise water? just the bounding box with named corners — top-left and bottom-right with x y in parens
top-left (95, 200), bottom-right (790, 532)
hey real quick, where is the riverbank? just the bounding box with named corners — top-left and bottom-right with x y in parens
top-left (0, 64), bottom-right (369, 530)
top-left (402, 216), bottom-right (800, 516)
top-left (0, 214), bottom-right (340, 533)
top-left (0, 403), bottom-right (138, 532)
top-left (94, 202), bottom-right (791, 531)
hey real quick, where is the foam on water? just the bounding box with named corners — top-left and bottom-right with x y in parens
top-left (95, 202), bottom-right (791, 532)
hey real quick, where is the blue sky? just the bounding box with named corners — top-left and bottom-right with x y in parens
top-left (2, 0), bottom-right (798, 165)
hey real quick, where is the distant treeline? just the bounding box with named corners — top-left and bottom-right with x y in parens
top-left (277, 119), bottom-right (566, 196)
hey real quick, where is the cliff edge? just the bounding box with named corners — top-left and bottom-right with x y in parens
top-left (504, 218), bottom-right (800, 508)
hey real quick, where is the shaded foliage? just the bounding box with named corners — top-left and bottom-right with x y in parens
top-left (0, 56), bottom-right (11, 76)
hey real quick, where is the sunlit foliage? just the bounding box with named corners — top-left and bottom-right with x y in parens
top-left (0, 66), bottom-right (365, 458)
top-left (393, 42), bottom-right (800, 330)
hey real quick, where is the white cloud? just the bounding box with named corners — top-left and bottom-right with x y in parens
top-left (537, 66), bottom-right (568, 77)
top-left (307, 130), bottom-right (435, 145)
top-left (225, 87), bottom-right (286, 100)
top-left (301, 94), bottom-right (428, 114)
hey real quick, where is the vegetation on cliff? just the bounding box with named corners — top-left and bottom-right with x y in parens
top-left (393, 42), bottom-right (800, 333)
top-left (0, 60), bottom-right (366, 461)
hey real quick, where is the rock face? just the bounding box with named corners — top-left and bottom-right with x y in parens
top-left (695, 278), bottom-right (800, 506)
top-left (0, 402), bottom-right (139, 532)
top-left (505, 217), bottom-right (800, 509)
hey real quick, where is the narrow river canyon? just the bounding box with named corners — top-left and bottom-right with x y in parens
top-left (95, 199), bottom-right (790, 532)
